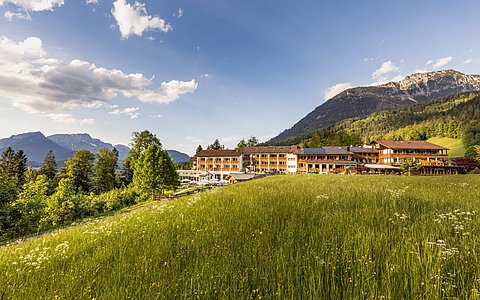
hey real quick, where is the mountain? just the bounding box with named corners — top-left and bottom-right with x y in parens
top-left (301, 91), bottom-right (480, 152)
top-left (167, 150), bottom-right (191, 163)
top-left (47, 133), bottom-right (131, 162)
top-left (266, 70), bottom-right (480, 145)
top-left (0, 132), bottom-right (191, 166)
top-left (0, 132), bottom-right (74, 166)
top-left (48, 133), bottom-right (116, 154)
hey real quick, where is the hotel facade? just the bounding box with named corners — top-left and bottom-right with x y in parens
top-left (192, 140), bottom-right (460, 177)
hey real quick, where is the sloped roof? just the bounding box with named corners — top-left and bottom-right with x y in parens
top-left (195, 149), bottom-right (241, 157)
top-left (298, 147), bottom-right (353, 155)
top-left (349, 146), bottom-right (379, 154)
top-left (372, 140), bottom-right (448, 150)
top-left (242, 145), bottom-right (299, 154)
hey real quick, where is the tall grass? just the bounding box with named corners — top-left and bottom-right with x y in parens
top-left (1, 175), bottom-right (480, 299)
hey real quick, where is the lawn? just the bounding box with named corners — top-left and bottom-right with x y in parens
top-left (1, 175), bottom-right (480, 299)
top-left (427, 137), bottom-right (466, 158)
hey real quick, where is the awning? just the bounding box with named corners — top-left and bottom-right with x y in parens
top-left (364, 164), bottom-right (400, 170)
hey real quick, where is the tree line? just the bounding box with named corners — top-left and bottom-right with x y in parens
top-left (0, 130), bottom-right (178, 241)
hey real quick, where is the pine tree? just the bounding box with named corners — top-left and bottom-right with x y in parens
top-left (13, 150), bottom-right (27, 188)
top-left (195, 145), bottom-right (203, 154)
top-left (0, 147), bottom-right (16, 180)
top-left (57, 150), bottom-right (95, 193)
top-left (94, 148), bottom-right (118, 194)
top-left (207, 139), bottom-right (222, 150)
top-left (38, 150), bottom-right (57, 181)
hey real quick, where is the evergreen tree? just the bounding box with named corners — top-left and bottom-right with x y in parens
top-left (95, 148), bottom-right (118, 194)
top-left (207, 139), bottom-right (223, 150)
top-left (38, 150), bottom-right (57, 181)
top-left (195, 144), bottom-right (203, 154)
top-left (237, 139), bottom-right (247, 150)
top-left (0, 171), bottom-right (18, 238)
top-left (58, 150), bottom-right (95, 193)
top-left (13, 150), bottom-right (27, 188)
top-left (247, 136), bottom-right (259, 147)
top-left (0, 147), bottom-right (16, 180)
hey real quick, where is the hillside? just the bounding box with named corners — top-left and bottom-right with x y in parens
top-left (1, 175), bottom-right (480, 298)
top-left (267, 70), bottom-right (480, 145)
top-left (301, 92), bottom-right (480, 149)
top-left (427, 137), bottom-right (466, 158)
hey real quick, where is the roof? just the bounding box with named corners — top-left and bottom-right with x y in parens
top-left (371, 140), bottom-right (448, 150)
top-left (242, 145), bottom-right (299, 154)
top-left (195, 149), bottom-right (241, 157)
top-left (298, 147), bottom-right (353, 155)
top-left (349, 146), bottom-right (379, 154)
top-left (227, 173), bottom-right (257, 181)
top-left (364, 164), bottom-right (400, 169)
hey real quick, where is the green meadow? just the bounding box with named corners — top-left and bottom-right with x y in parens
top-left (427, 137), bottom-right (466, 158)
top-left (1, 175), bottom-right (480, 299)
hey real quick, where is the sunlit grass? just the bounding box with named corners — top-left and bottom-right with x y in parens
top-left (1, 175), bottom-right (480, 299)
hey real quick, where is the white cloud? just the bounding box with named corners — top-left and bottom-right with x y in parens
top-left (146, 36), bottom-right (155, 41)
top-left (426, 59), bottom-right (433, 65)
top-left (86, 0), bottom-right (98, 4)
top-left (0, 0), bottom-right (63, 13)
top-left (174, 7), bottom-right (183, 18)
top-left (112, 0), bottom-right (172, 39)
top-left (432, 56), bottom-right (453, 68)
top-left (44, 113), bottom-right (95, 125)
top-left (463, 58), bottom-right (473, 65)
top-left (372, 61), bottom-right (399, 79)
top-left (109, 106), bottom-right (140, 119)
top-left (4, 10), bottom-right (30, 20)
top-left (323, 82), bottom-right (353, 100)
top-left (150, 114), bottom-right (162, 119)
top-left (0, 36), bottom-right (198, 123)
top-left (200, 73), bottom-right (213, 80)
top-left (185, 136), bottom-right (203, 143)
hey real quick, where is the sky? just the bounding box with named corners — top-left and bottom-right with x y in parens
top-left (0, 0), bottom-right (479, 155)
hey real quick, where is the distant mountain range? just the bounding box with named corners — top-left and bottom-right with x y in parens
top-left (266, 70), bottom-right (480, 145)
top-left (0, 132), bottom-right (191, 166)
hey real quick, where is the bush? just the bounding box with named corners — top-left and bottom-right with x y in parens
top-left (469, 167), bottom-right (480, 174)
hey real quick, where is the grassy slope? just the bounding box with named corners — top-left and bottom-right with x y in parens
top-left (1, 175), bottom-right (480, 299)
top-left (427, 137), bottom-right (466, 158)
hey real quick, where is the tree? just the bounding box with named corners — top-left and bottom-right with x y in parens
top-left (13, 150), bottom-right (27, 188)
top-left (0, 171), bottom-right (18, 238)
top-left (463, 122), bottom-right (480, 148)
top-left (453, 157), bottom-right (480, 172)
top-left (207, 139), bottom-right (223, 150)
top-left (0, 147), bottom-right (16, 180)
top-left (11, 175), bottom-right (49, 235)
top-left (57, 150), bottom-right (95, 193)
top-left (133, 145), bottom-right (179, 200)
top-left (465, 146), bottom-right (478, 159)
top-left (43, 178), bottom-right (78, 226)
top-left (123, 130), bottom-right (162, 185)
top-left (401, 158), bottom-right (422, 176)
top-left (237, 139), bottom-right (247, 150)
top-left (195, 145), bottom-right (203, 155)
top-left (38, 150), bottom-right (57, 181)
top-left (94, 148), bottom-right (118, 194)
top-left (247, 136), bottom-right (259, 147)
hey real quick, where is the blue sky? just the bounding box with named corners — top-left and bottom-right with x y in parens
top-left (0, 0), bottom-right (479, 155)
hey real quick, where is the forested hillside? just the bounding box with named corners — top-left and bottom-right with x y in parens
top-left (301, 92), bottom-right (480, 150)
